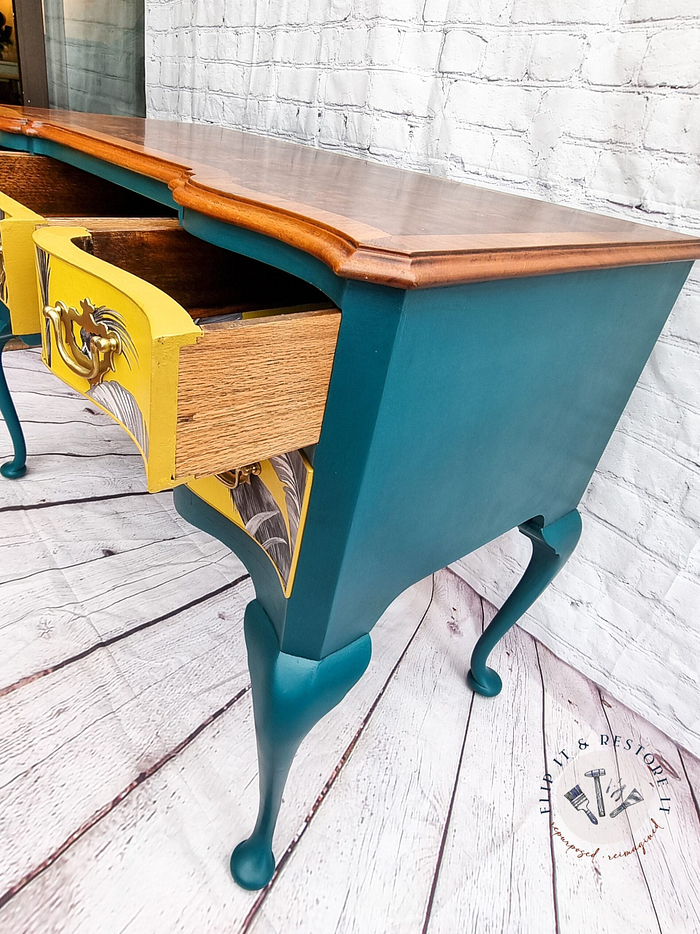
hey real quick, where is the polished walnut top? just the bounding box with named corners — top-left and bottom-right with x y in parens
top-left (1, 105), bottom-right (698, 289)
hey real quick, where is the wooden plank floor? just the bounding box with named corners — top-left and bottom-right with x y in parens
top-left (1, 349), bottom-right (699, 934)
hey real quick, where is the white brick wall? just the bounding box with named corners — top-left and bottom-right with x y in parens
top-left (146, 1), bottom-right (700, 754)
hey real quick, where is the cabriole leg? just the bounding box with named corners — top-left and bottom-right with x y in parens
top-left (467, 508), bottom-right (582, 697)
top-left (230, 599), bottom-right (372, 891)
top-left (0, 335), bottom-right (27, 479)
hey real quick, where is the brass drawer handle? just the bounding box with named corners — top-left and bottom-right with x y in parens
top-left (217, 463), bottom-right (262, 489)
top-left (43, 299), bottom-right (122, 386)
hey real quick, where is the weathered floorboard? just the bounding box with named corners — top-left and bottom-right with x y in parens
top-left (426, 576), bottom-right (558, 934)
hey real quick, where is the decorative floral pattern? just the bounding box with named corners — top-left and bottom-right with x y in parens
top-left (36, 246), bottom-right (52, 365)
top-left (87, 380), bottom-right (149, 457)
top-left (229, 450), bottom-right (309, 586)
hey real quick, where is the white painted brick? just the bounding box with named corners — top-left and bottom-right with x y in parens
top-left (192, 0), bottom-right (224, 28)
top-left (640, 30), bottom-right (700, 87)
top-left (277, 65), bottom-right (318, 103)
top-left (528, 32), bottom-right (586, 82)
top-left (682, 485), bottom-right (700, 525)
top-left (337, 26), bottom-right (369, 66)
top-left (196, 27), bottom-right (219, 60)
top-left (234, 30), bottom-right (256, 64)
top-left (401, 29), bottom-right (444, 71)
top-left (370, 113), bottom-right (411, 156)
top-left (325, 70), bottom-right (370, 107)
top-left (512, 0), bottom-right (612, 25)
top-left (589, 149), bottom-right (653, 205)
top-left (353, 0), bottom-right (423, 20)
top-left (479, 33), bottom-right (532, 81)
top-left (541, 87), bottom-right (647, 144)
top-left (271, 29), bottom-right (297, 64)
top-left (665, 287), bottom-right (700, 347)
top-left (223, 0), bottom-right (257, 28)
top-left (650, 159), bottom-right (700, 213)
top-left (582, 32), bottom-right (648, 86)
top-left (539, 139), bottom-right (600, 181)
top-left (318, 109), bottom-right (350, 147)
top-left (437, 123), bottom-right (494, 169)
top-left (247, 64), bottom-right (277, 99)
top-left (645, 96), bottom-right (700, 156)
top-left (425, 0), bottom-right (511, 25)
top-left (319, 26), bottom-right (342, 64)
top-left (447, 81), bottom-right (539, 132)
top-left (621, 0), bottom-right (699, 22)
top-left (148, 4), bottom-right (173, 32)
top-left (439, 30), bottom-right (487, 74)
top-left (307, 0), bottom-right (352, 24)
top-left (370, 71), bottom-right (436, 117)
top-left (367, 25), bottom-right (404, 67)
top-left (489, 134), bottom-right (534, 180)
top-left (344, 111), bottom-right (372, 149)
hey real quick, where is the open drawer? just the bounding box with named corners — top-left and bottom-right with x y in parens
top-left (33, 222), bottom-right (341, 492)
top-left (0, 151), bottom-right (173, 335)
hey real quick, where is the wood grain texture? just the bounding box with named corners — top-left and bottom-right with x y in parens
top-left (600, 691), bottom-right (700, 932)
top-left (0, 151), bottom-right (172, 217)
top-left (426, 578), bottom-right (558, 934)
top-left (1, 106), bottom-right (698, 288)
top-left (176, 308), bottom-right (341, 478)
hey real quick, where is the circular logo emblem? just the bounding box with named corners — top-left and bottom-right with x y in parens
top-left (540, 734), bottom-right (672, 861)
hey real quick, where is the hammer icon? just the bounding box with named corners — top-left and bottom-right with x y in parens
top-left (585, 768), bottom-right (606, 818)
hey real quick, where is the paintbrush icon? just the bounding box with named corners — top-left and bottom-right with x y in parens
top-left (564, 784), bottom-right (599, 824)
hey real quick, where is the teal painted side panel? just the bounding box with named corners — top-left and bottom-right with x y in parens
top-left (282, 262), bottom-right (691, 658)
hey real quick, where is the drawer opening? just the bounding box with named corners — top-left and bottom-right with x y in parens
top-left (0, 152), bottom-right (175, 217)
top-left (67, 221), bottom-right (331, 321)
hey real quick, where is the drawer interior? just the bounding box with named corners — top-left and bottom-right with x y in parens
top-left (59, 218), bottom-right (330, 319)
top-left (0, 152), bottom-right (174, 217)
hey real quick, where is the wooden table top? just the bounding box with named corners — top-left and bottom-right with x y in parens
top-left (1, 105), bottom-right (698, 289)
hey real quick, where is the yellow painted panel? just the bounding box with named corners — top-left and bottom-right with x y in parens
top-left (188, 450), bottom-right (314, 597)
top-left (0, 190), bottom-right (46, 335)
top-left (33, 225), bottom-right (201, 492)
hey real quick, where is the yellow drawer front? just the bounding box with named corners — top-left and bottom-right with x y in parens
top-left (187, 450), bottom-right (313, 597)
top-left (33, 225), bottom-right (200, 491)
top-left (0, 191), bottom-right (45, 336)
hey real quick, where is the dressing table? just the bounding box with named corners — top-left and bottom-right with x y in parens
top-left (0, 105), bottom-right (697, 890)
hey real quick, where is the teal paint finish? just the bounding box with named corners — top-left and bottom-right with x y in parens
top-left (230, 598), bottom-right (371, 890)
top-left (0, 305), bottom-right (27, 478)
top-left (0, 131), bottom-right (176, 210)
top-left (467, 509), bottom-right (582, 696)
top-left (0, 132), bottom-right (32, 152)
top-left (280, 261), bottom-right (691, 660)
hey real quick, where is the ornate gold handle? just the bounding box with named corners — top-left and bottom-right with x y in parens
top-left (43, 299), bottom-right (122, 386)
top-left (217, 463), bottom-right (262, 489)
